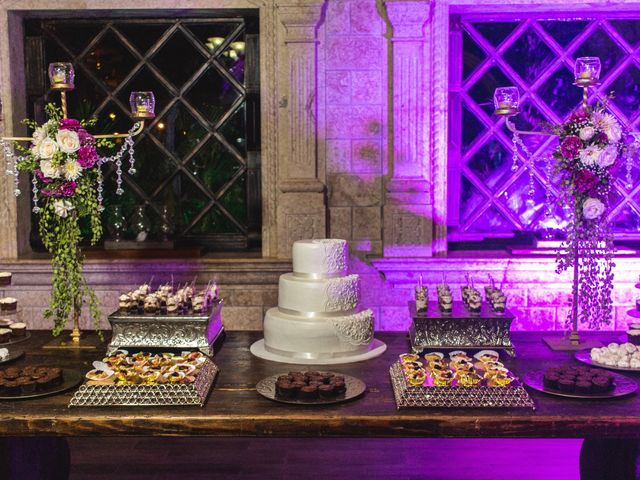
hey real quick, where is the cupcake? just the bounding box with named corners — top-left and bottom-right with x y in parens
top-left (628, 330), bottom-right (640, 346)
top-left (0, 319), bottom-right (13, 328)
top-left (0, 328), bottom-right (10, 343)
top-left (118, 294), bottom-right (132, 312)
top-left (9, 323), bottom-right (26, 337)
top-left (0, 272), bottom-right (11, 287)
top-left (0, 297), bottom-right (17, 312)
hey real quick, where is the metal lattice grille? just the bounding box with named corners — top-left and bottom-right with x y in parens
top-left (449, 14), bottom-right (640, 241)
top-left (25, 14), bottom-right (260, 251)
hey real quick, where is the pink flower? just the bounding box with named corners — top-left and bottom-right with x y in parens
top-left (570, 110), bottom-right (589, 122)
top-left (77, 145), bottom-right (98, 168)
top-left (575, 170), bottom-right (598, 195)
top-left (59, 181), bottom-right (77, 197)
top-left (560, 135), bottom-right (582, 159)
top-left (77, 128), bottom-right (94, 145)
top-left (595, 132), bottom-right (608, 144)
top-left (59, 118), bottom-right (82, 131)
top-left (34, 169), bottom-right (52, 184)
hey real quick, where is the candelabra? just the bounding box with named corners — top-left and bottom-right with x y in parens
top-left (493, 56), bottom-right (622, 351)
top-left (0, 62), bottom-right (155, 348)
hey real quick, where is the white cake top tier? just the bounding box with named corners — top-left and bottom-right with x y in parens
top-left (292, 239), bottom-right (348, 277)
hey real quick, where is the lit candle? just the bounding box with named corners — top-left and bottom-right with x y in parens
top-left (52, 72), bottom-right (65, 84)
top-left (498, 101), bottom-right (511, 109)
top-left (579, 71), bottom-right (592, 79)
top-left (136, 104), bottom-right (149, 113)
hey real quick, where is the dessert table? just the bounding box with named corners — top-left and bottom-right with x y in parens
top-left (0, 331), bottom-right (639, 479)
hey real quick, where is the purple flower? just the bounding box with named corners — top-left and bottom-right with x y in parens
top-left (59, 118), bottom-right (82, 131)
top-left (77, 128), bottom-right (94, 145)
top-left (34, 169), bottom-right (52, 184)
top-left (77, 145), bottom-right (98, 168)
top-left (59, 181), bottom-right (77, 197)
top-left (570, 110), bottom-right (589, 122)
top-left (575, 170), bottom-right (598, 195)
top-left (595, 132), bottom-right (608, 144)
top-left (560, 135), bottom-right (582, 159)
top-left (40, 188), bottom-right (56, 197)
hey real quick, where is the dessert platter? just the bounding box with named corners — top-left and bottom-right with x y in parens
top-left (0, 347), bottom-right (24, 365)
top-left (390, 349), bottom-right (535, 409)
top-left (523, 364), bottom-right (637, 399)
top-left (251, 239), bottom-right (386, 365)
top-left (0, 364), bottom-right (82, 400)
top-left (108, 281), bottom-right (224, 356)
top-left (575, 342), bottom-right (640, 372)
top-left (0, 318), bottom-right (30, 345)
top-left (69, 349), bottom-right (218, 407)
top-left (408, 276), bottom-right (514, 356)
top-left (256, 370), bottom-right (366, 405)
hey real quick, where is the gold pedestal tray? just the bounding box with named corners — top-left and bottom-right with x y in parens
top-left (68, 359), bottom-right (218, 407)
top-left (389, 362), bottom-right (535, 410)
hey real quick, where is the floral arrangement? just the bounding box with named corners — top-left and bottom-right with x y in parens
top-left (11, 104), bottom-right (120, 335)
top-left (552, 103), bottom-right (629, 329)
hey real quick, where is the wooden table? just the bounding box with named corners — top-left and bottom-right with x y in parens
top-left (1, 331), bottom-right (639, 479)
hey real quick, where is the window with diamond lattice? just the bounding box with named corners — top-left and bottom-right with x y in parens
top-left (24, 13), bottom-right (261, 251)
top-left (449, 14), bottom-right (640, 242)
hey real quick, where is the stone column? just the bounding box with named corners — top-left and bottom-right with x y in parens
top-left (382, 0), bottom-right (432, 257)
top-left (275, 0), bottom-right (327, 258)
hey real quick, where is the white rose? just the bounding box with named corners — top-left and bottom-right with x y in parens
top-left (37, 137), bottom-right (59, 159)
top-left (606, 122), bottom-right (622, 143)
top-left (53, 199), bottom-right (74, 218)
top-left (579, 126), bottom-right (595, 141)
top-left (597, 145), bottom-right (617, 168)
top-left (63, 160), bottom-right (82, 181)
top-left (583, 197), bottom-right (605, 220)
top-left (32, 126), bottom-right (48, 146)
top-left (39, 160), bottom-right (61, 179)
top-left (56, 129), bottom-right (80, 154)
top-left (579, 145), bottom-right (601, 166)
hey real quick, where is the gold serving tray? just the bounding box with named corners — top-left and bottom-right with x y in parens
top-left (68, 359), bottom-right (218, 408)
top-left (389, 362), bottom-right (535, 410)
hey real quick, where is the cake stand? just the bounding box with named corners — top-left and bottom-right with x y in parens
top-left (250, 338), bottom-right (387, 365)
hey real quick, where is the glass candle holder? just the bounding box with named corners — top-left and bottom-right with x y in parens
top-left (574, 57), bottom-right (601, 86)
top-left (493, 86), bottom-right (519, 116)
top-left (48, 62), bottom-right (75, 90)
top-left (129, 91), bottom-right (156, 119)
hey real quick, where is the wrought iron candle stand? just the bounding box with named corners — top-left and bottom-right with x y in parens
top-left (0, 62), bottom-right (155, 349)
top-left (494, 56), bottom-right (610, 351)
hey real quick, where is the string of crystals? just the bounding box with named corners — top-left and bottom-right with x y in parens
top-left (545, 155), bottom-right (554, 217)
top-left (128, 122), bottom-right (140, 175)
top-left (0, 139), bottom-right (28, 196)
top-left (31, 175), bottom-right (40, 213)
top-left (98, 123), bottom-right (139, 196)
top-left (96, 165), bottom-right (104, 212)
top-left (626, 133), bottom-right (640, 190)
top-left (508, 122), bottom-right (537, 204)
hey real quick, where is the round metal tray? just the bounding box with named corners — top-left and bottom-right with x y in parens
top-left (575, 351), bottom-right (640, 373)
top-left (256, 372), bottom-right (366, 406)
top-left (523, 370), bottom-right (637, 400)
top-left (0, 368), bottom-right (82, 400)
top-left (0, 332), bottom-right (31, 346)
top-left (0, 348), bottom-right (24, 365)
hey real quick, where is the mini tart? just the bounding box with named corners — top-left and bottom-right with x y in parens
top-left (401, 361), bottom-right (423, 372)
top-left (432, 371), bottom-right (454, 387)
top-left (487, 374), bottom-right (514, 388)
top-left (85, 369), bottom-right (114, 382)
top-left (170, 363), bottom-right (196, 376)
top-left (424, 352), bottom-right (444, 363)
top-left (474, 350), bottom-right (500, 362)
top-left (139, 370), bottom-right (160, 383)
top-left (456, 372), bottom-right (482, 387)
top-left (399, 353), bottom-right (419, 364)
top-left (406, 370), bottom-right (426, 386)
top-left (165, 371), bottom-right (185, 384)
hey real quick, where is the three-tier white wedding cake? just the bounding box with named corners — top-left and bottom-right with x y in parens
top-left (250, 239), bottom-right (386, 364)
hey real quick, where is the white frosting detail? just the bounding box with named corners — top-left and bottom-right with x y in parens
top-left (278, 273), bottom-right (359, 313)
top-left (292, 239), bottom-right (347, 276)
top-left (330, 309), bottom-right (374, 346)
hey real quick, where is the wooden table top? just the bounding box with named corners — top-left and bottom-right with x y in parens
top-left (1, 330), bottom-right (640, 438)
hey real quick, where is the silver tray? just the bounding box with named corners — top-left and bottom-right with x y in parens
top-left (523, 370), bottom-right (637, 400)
top-left (0, 368), bottom-right (82, 401)
top-left (408, 301), bottom-right (515, 357)
top-left (68, 359), bottom-right (218, 407)
top-left (107, 301), bottom-right (224, 356)
top-left (256, 372), bottom-right (366, 405)
top-left (389, 362), bottom-right (535, 410)
top-left (574, 351), bottom-right (640, 373)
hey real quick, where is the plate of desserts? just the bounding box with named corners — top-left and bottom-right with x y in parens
top-left (523, 365), bottom-right (637, 399)
top-left (575, 342), bottom-right (640, 372)
top-left (0, 318), bottom-right (30, 345)
top-left (0, 365), bottom-right (82, 400)
top-left (256, 371), bottom-right (366, 405)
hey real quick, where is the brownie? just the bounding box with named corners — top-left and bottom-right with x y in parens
top-left (277, 375), bottom-right (292, 383)
top-left (557, 378), bottom-right (575, 393)
top-left (3, 380), bottom-right (19, 395)
top-left (308, 381), bottom-right (323, 388)
top-left (575, 381), bottom-right (592, 394)
top-left (291, 381), bottom-right (306, 392)
top-left (36, 376), bottom-right (53, 390)
top-left (276, 381), bottom-right (296, 399)
top-left (592, 376), bottom-right (613, 393)
top-left (19, 380), bottom-right (36, 394)
top-left (298, 385), bottom-right (318, 400)
top-left (543, 372), bottom-right (560, 390)
top-left (308, 375), bottom-right (325, 384)
top-left (318, 384), bottom-right (337, 399)
top-left (332, 381), bottom-right (346, 395)
top-left (305, 371), bottom-right (322, 377)
top-left (331, 375), bottom-right (345, 384)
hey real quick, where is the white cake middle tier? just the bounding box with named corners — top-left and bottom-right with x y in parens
top-left (278, 273), bottom-right (360, 314)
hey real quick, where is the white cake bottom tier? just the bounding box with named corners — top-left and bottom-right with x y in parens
top-left (263, 307), bottom-right (374, 357)
top-left (278, 273), bottom-right (360, 314)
